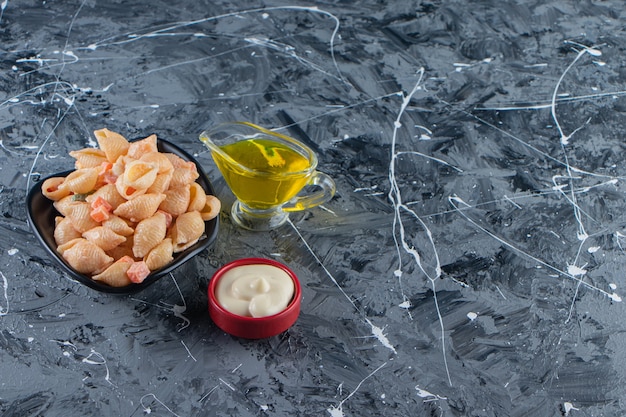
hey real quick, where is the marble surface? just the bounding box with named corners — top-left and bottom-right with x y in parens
top-left (2, 1), bottom-right (626, 416)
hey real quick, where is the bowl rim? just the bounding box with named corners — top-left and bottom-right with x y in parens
top-left (26, 137), bottom-right (219, 294)
top-left (208, 257), bottom-right (302, 337)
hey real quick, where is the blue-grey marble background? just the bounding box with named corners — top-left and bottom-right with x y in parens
top-left (1, 1), bottom-right (626, 416)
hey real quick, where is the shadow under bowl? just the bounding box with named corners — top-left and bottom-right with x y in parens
top-left (26, 138), bottom-right (219, 294)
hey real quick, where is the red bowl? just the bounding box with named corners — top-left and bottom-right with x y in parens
top-left (208, 258), bottom-right (301, 339)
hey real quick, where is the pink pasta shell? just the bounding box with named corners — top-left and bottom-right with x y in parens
top-left (133, 211), bottom-right (167, 258)
top-left (58, 238), bottom-right (113, 275)
top-left (171, 211), bottom-right (204, 253)
top-left (92, 256), bottom-right (134, 287)
top-left (113, 193), bottom-right (167, 222)
top-left (94, 128), bottom-right (130, 163)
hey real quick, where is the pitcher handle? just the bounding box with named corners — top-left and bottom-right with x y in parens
top-left (282, 171), bottom-right (336, 212)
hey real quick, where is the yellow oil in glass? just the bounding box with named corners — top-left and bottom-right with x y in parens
top-left (212, 138), bottom-right (311, 210)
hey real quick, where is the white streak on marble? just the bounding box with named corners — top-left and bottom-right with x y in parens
top-left (289, 219), bottom-right (398, 354)
top-left (575, 178), bottom-right (618, 193)
top-left (199, 385), bottom-right (220, 402)
top-left (130, 274), bottom-right (190, 331)
top-left (387, 69), bottom-right (451, 384)
top-left (25, 109), bottom-right (74, 194)
top-left (366, 320), bottom-right (396, 354)
top-left (0, 272), bottom-right (8, 316)
top-left (503, 195), bottom-right (522, 209)
top-left (88, 6), bottom-right (347, 85)
top-left (318, 205), bottom-right (337, 215)
top-left (449, 196), bottom-right (621, 302)
top-left (180, 340), bottom-right (196, 362)
top-left (396, 150), bottom-right (463, 173)
top-left (274, 92), bottom-right (401, 131)
top-left (545, 45), bottom-right (623, 318)
top-left (140, 393), bottom-right (181, 417)
top-left (495, 285), bottom-right (507, 300)
top-left (563, 401), bottom-right (579, 415)
top-left (82, 348), bottom-right (114, 386)
top-left (354, 186), bottom-right (377, 192)
top-left (550, 44), bottom-right (599, 145)
top-left (327, 362), bottom-right (386, 417)
top-left (567, 264), bottom-right (587, 277)
top-left (170, 273), bottom-right (190, 331)
top-left (415, 385), bottom-right (448, 401)
top-left (245, 36), bottom-right (342, 81)
top-left (219, 378), bottom-right (236, 391)
top-left (50, 339), bottom-right (78, 350)
top-left (1, 81), bottom-right (71, 109)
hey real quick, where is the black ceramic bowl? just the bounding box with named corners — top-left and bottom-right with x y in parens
top-left (26, 138), bottom-right (219, 294)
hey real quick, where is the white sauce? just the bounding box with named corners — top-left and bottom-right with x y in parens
top-left (215, 264), bottom-right (295, 318)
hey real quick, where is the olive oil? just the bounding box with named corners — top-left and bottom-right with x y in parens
top-left (212, 138), bottom-right (312, 210)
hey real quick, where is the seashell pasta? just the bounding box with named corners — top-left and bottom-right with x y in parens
top-left (41, 129), bottom-right (220, 287)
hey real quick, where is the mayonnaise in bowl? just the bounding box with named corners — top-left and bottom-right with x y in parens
top-left (215, 263), bottom-right (295, 318)
top-left (208, 258), bottom-right (302, 339)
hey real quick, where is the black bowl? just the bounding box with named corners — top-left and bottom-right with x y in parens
top-left (26, 138), bottom-right (219, 294)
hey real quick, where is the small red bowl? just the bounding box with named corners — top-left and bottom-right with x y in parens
top-left (208, 258), bottom-right (302, 339)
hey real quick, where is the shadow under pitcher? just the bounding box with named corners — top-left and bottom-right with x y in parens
top-left (200, 121), bottom-right (336, 231)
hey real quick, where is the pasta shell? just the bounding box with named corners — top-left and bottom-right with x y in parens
top-left (102, 215), bottom-right (134, 237)
top-left (122, 160), bottom-right (158, 191)
top-left (92, 256), bottom-right (134, 287)
top-left (113, 193), bottom-right (166, 222)
top-left (133, 211), bottom-right (167, 258)
top-left (106, 236), bottom-right (136, 261)
top-left (127, 134), bottom-right (158, 159)
top-left (64, 202), bottom-right (100, 233)
top-left (170, 211), bottom-right (204, 253)
top-left (158, 184), bottom-right (190, 217)
top-left (146, 171), bottom-right (173, 194)
top-left (58, 238), bottom-right (113, 274)
top-left (144, 238), bottom-right (174, 271)
top-left (169, 162), bottom-right (199, 189)
top-left (115, 175), bottom-right (147, 200)
top-left (199, 195), bottom-right (221, 221)
top-left (85, 183), bottom-right (126, 209)
top-left (140, 152), bottom-right (174, 174)
top-left (54, 216), bottom-right (82, 246)
top-left (42, 177), bottom-right (71, 201)
top-left (163, 152), bottom-right (188, 168)
top-left (111, 155), bottom-right (130, 177)
top-left (69, 148), bottom-right (107, 169)
top-left (53, 195), bottom-right (77, 217)
top-left (95, 128), bottom-right (130, 163)
top-left (82, 226), bottom-right (126, 251)
top-left (60, 168), bottom-right (99, 194)
top-left (187, 182), bottom-right (207, 212)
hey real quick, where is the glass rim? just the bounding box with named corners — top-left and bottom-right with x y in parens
top-left (200, 121), bottom-right (319, 177)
